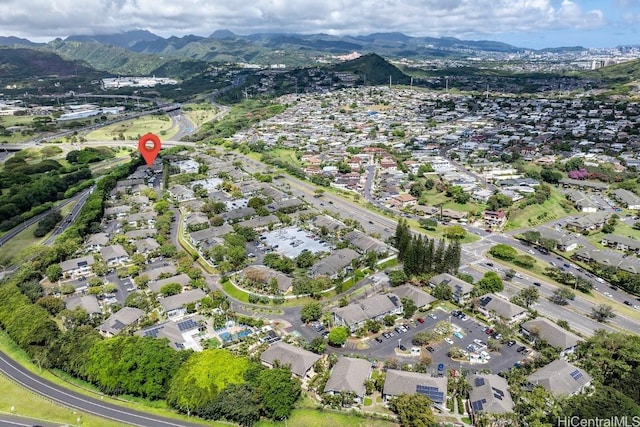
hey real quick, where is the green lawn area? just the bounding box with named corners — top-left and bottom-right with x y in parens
top-left (85, 115), bottom-right (179, 141)
top-left (505, 189), bottom-right (576, 231)
top-left (221, 279), bottom-right (250, 303)
top-left (419, 189), bottom-right (486, 214)
top-left (585, 221), bottom-right (640, 248)
top-left (269, 148), bottom-right (301, 167)
top-left (257, 408), bottom-right (395, 427)
top-left (182, 104), bottom-right (220, 127)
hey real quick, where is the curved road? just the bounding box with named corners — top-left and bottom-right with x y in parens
top-left (0, 350), bottom-right (207, 427)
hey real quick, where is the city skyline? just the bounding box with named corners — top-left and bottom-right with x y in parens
top-left (0, 0), bottom-right (639, 49)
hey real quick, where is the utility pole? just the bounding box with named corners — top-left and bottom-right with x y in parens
top-left (389, 75), bottom-right (392, 89)
top-left (445, 77), bottom-right (449, 92)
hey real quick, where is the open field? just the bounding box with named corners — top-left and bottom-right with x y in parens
top-left (420, 189), bottom-right (486, 214)
top-left (182, 104), bottom-right (220, 127)
top-left (0, 201), bottom-right (75, 265)
top-left (85, 114), bottom-right (179, 141)
top-left (505, 189), bottom-right (576, 231)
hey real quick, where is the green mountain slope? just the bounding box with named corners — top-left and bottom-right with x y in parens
top-left (0, 47), bottom-right (99, 78)
top-left (330, 53), bottom-right (410, 85)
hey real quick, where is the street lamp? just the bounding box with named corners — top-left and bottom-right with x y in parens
top-left (398, 338), bottom-right (401, 349)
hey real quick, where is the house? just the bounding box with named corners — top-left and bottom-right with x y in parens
top-left (565, 212), bottom-right (609, 232)
top-left (97, 307), bottom-right (145, 337)
top-left (333, 293), bottom-right (403, 332)
top-left (467, 374), bottom-right (514, 420)
top-left (429, 273), bottom-right (474, 305)
top-left (391, 193), bottom-right (417, 208)
top-left (60, 255), bottom-right (95, 278)
top-left (484, 210), bottom-right (507, 228)
top-left (309, 248), bottom-right (359, 279)
top-left (65, 295), bottom-right (101, 317)
top-left (100, 245), bottom-right (130, 266)
top-left (159, 289), bottom-right (207, 318)
top-left (521, 317), bottom-right (582, 357)
top-left (125, 229), bottom-right (157, 240)
top-left (169, 184), bottom-right (195, 202)
top-left (242, 265), bottom-right (293, 294)
top-left (127, 211), bottom-right (157, 228)
top-left (611, 188), bottom-right (640, 210)
top-left (478, 294), bottom-right (528, 324)
top-left (260, 341), bottom-right (321, 379)
top-left (134, 238), bottom-right (160, 255)
top-left (184, 212), bottom-right (210, 230)
top-left (527, 359), bottom-right (592, 397)
top-left (323, 357), bottom-right (372, 404)
top-left (600, 234), bottom-right (640, 254)
top-left (149, 273), bottom-right (191, 294)
top-left (143, 264), bottom-right (177, 281)
top-left (85, 233), bottom-right (109, 252)
top-left (104, 205), bottom-right (131, 219)
top-left (565, 190), bottom-right (597, 213)
top-left (382, 370), bottom-right (447, 407)
top-left (344, 230), bottom-right (393, 254)
top-left (391, 284), bottom-right (437, 309)
top-left (137, 315), bottom-right (204, 351)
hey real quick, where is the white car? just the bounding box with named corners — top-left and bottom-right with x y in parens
top-left (428, 313), bottom-right (437, 320)
top-left (444, 337), bottom-right (454, 345)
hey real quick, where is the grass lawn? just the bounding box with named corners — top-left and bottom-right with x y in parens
top-left (85, 115), bottom-right (179, 141)
top-left (221, 280), bottom-right (251, 303)
top-left (586, 221), bottom-right (640, 248)
top-left (257, 408), bottom-right (395, 427)
top-left (505, 189), bottom-right (576, 231)
top-left (270, 148), bottom-right (301, 167)
top-left (0, 373), bottom-right (126, 427)
top-left (420, 189), bottom-right (486, 214)
top-left (182, 104), bottom-right (220, 127)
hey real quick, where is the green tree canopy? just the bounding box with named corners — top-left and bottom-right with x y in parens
top-left (389, 393), bottom-right (435, 427)
top-left (167, 349), bottom-right (249, 414)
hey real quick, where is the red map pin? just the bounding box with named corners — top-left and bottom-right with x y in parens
top-left (138, 133), bottom-right (161, 166)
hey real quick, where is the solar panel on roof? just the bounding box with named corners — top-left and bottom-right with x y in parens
top-left (493, 392), bottom-right (503, 400)
top-left (143, 327), bottom-right (161, 338)
top-left (492, 387), bottom-right (504, 397)
top-left (475, 377), bottom-right (485, 387)
top-left (471, 399), bottom-right (485, 412)
top-left (570, 369), bottom-right (583, 381)
top-left (416, 384), bottom-right (444, 403)
top-left (177, 318), bottom-right (199, 332)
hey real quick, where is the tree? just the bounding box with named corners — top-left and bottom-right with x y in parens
top-left (550, 287), bottom-right (575, 305)
top-left (327, 326), bottom-right (349, 347)
top-left (209, 383), bottom-right (261, 426)
top-left (36, 295), bottom-right (65, 316)
top-left (45, 264), bottom-right (62, 282)
top-left (432, 282), bottom-right (452, 300)
top-left (389, 393), bottom-right (435, 427)
top-left (401, 297), bottom-right (417, 319)
top-left (300, 301), bottom-right (323, 323)
top-left (383, 314), bottom-right (396, 327)
top-left (388, 270), bottom-right (407, 286)
top-left (591, 304), bottom-right (616, 322)
top-left (295, 250), bottom-right (314, 268)
top-left (513, 286), bottom-right (539, 308)
top-left (255, 367), bottom-right (301, 420)
top-left (159, 282), bottom-right (182, 296)
top-left (306, 337), bottom-right (326, 354)
top-left (412, 331), bottom-right (436, 346)
top-left (474, 271), bottom-right (503, 296)
top-left (489, 244), bottom-right (517, 260)
top-left (167, 349), bottom-right (249, 415)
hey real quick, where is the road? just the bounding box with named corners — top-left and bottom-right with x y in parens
top-left (464, 234), bottom-right (640, 335)
top-left (0, 350), bottom-right (207, 427)
top-left (0, 187), bottom-right (93, 248)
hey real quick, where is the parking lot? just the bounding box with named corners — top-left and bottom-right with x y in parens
top-left (261, 226), bottom-right (331, 258)
top-left (324, 307), bottom-right (530, 375)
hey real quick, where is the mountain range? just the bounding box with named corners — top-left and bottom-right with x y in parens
top-left (0, 29), bottom-right (586, 75)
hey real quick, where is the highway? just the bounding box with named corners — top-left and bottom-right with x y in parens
top-left (0, 187), bottom-right (93, 248)
top-left (0, 350), bottom-right (207, 427)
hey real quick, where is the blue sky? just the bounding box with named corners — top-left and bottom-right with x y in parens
top-left (0, 0), bottom-right (638, 49)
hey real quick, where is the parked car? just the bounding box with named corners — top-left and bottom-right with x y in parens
top-left (417, 318), bottom-right (425, 324)
top-left (375, 337), bottom-right (383, 343)
top-left (444, 337), bottom-right (454, 345)
top-left (428, 313), bottom-right (437, 320)
top-left (426, 346), bottom-right (435, 353)
top-left (399, 345), bottom-right (407, 351)
top-left (507, 340), bottom-right (517, 347)
top-left (517, 346), bottom-right (526, 353)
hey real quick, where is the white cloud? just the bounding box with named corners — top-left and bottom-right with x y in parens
top-left (0, 0), bottom-right (607, 41)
